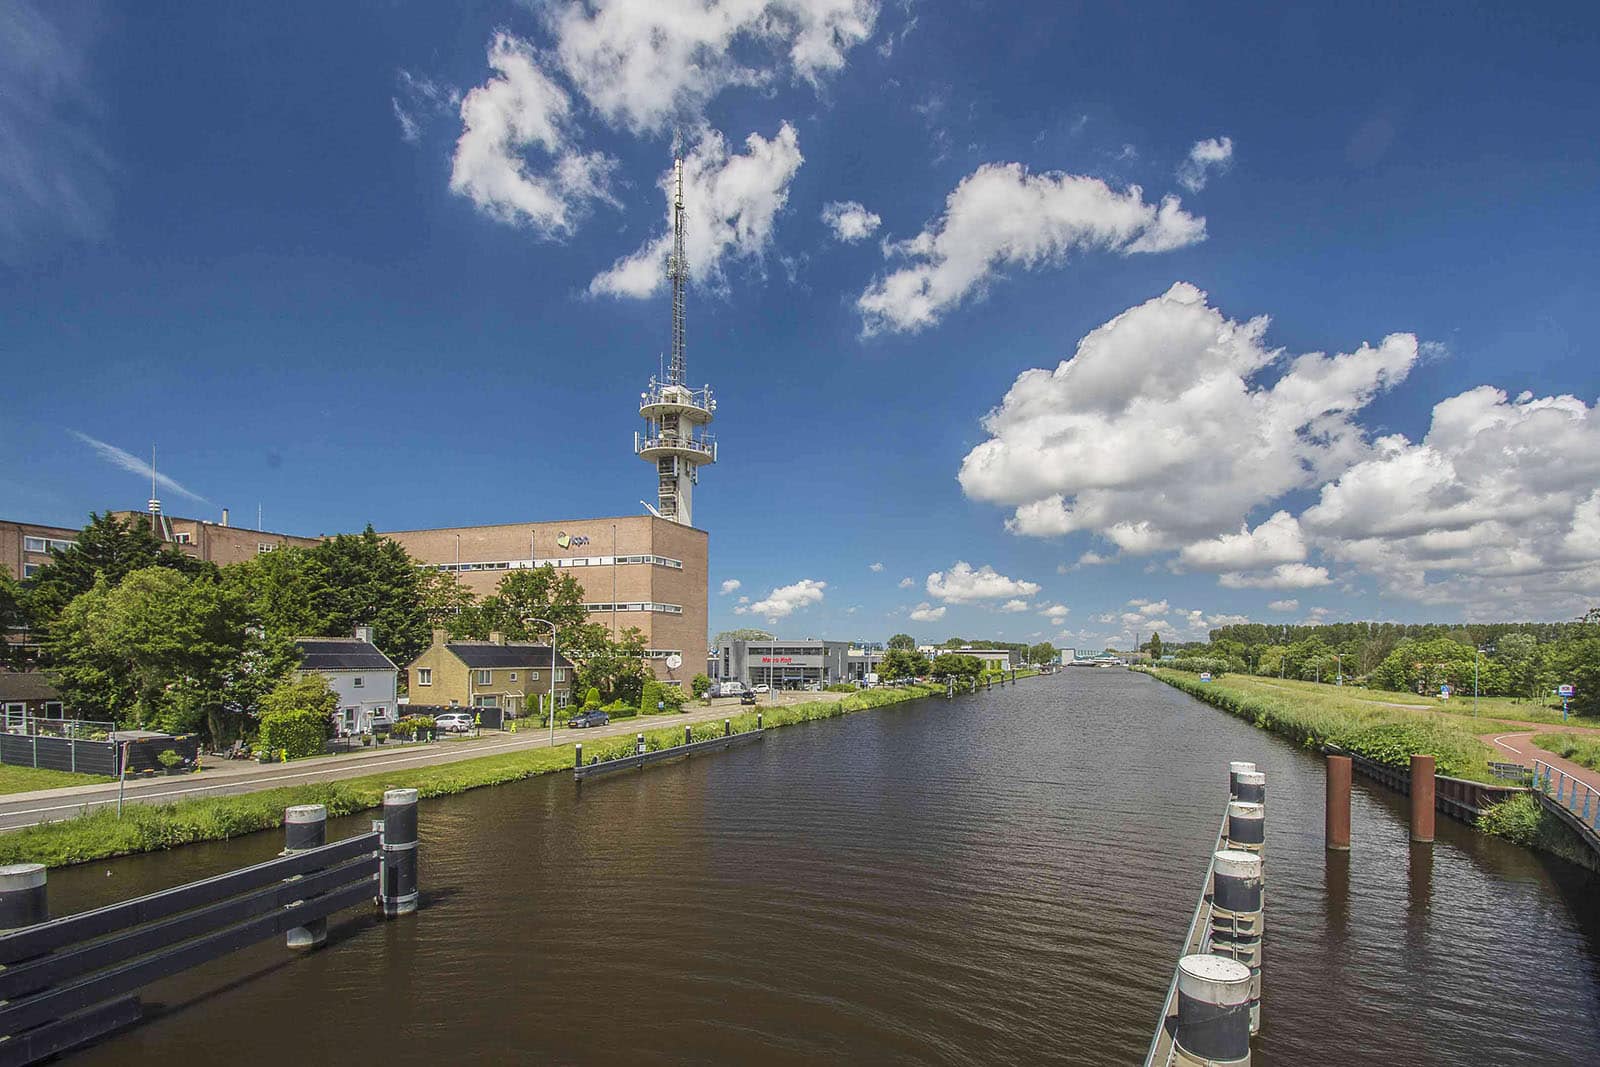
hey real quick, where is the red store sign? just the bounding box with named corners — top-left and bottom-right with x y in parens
top-left (760, 657), bottom-right (793, 663)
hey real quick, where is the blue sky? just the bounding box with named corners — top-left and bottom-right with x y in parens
top-left (4, 1), bottom-right (1599, 649)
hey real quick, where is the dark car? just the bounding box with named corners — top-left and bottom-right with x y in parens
top-left (567, 709), bottom-right (611, 729)
top-left (739, 691), bottom-right (758, 705)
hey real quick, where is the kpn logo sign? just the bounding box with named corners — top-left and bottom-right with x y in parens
top-left (555, 532), bottom-right (590, 551)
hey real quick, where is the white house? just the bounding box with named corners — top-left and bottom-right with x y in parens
top-left (293, 626), bottom-right (398, 735)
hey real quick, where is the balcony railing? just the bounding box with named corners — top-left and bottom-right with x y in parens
top-left (635, 433), bottom-right (717, 461)
top-left (639, 379), bottom-right (716, 415)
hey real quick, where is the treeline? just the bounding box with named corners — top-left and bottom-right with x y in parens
top-left (1164, 616), bottom-right (1600, 714)
top-left (888, 634), bottom-right (1059, 665)
top-left (2, 512), bottom-right (652, 742)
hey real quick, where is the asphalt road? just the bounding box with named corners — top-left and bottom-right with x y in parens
top-left (0, 692), bottom-right (838, 832)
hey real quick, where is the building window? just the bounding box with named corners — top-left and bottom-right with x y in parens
top-left (23, 536), bottom-right (74, 554)
top-left (373, 707), bottom-right (388, 721)
top-left (477, 669), bottom-right (493, 685)
top-left (23, 537), bottom-right (45, 553)
top-left (555, 667), bottom-right (567, 682)
top-left (352, 677), bottom-right (364, 688)
top-left (257, 543), bottom-right (276, 553)
top-left (417, 668), bottom-right (432, 686)
top-left (22, 564), bottom-right (40, 578)
top-left (43, 701), bottom-right (63, 717)
top-left (508, 672), bottom-right (517, 682)
top-left (473, 695), bottom-right (499, 708)
top-left (527, 671), bottom-right (540, 683)
top-left (173, 532), bottom-right (193, 545)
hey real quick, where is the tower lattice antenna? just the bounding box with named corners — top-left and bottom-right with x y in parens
top-left (666, 154), bottom-right (687, 386)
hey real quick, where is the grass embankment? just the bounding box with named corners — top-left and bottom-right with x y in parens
top-left (0, 766), bottom-right (113, 795)
top-left (1224, 674), bottom-right (1576, 729)
top-left (0, 684), bottom-right (946, 869)
top-left (1530, 733), bottom-right (1600, 774)
top-left (1144, 669), bottom-right (1496, 782)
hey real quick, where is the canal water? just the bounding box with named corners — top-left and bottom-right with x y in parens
top-left (49, 670), bottom-right (1600, 1064)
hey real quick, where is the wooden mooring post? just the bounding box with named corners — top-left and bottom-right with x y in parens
top-left (1325, 754), bottom-right (1351, 850)
top-left (1410, 755), bottom-right (1435, 843)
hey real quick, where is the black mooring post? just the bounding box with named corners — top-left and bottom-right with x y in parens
top-left (284, 804), bottom-right (328, 950)
top-left (380, 788), bottom-right (418, 917)
top-left (724, 718), bottom-right (731, 737)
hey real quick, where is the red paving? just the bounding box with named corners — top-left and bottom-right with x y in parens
top-left (1482, 728), bottom-right (1600, 812)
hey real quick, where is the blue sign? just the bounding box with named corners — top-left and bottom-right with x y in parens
top-left (1439, 684), bottom-right (1451, 698)
top-left (1558, 684), bottom-right (1576, 698)
top-left (1199, 672), bottom-right (1213, 682)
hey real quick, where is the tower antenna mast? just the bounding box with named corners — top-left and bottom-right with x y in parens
top-left (667, 153), bottom-right (687, 386)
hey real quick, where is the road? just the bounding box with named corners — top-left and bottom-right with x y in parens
top-left (0, 691), bottom-right (841, 832)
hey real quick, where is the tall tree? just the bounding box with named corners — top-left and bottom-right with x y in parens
top-left (48, 568), bottom-right (294, 741)
top-left (569, 625), bottom-right (651, 706)
top-left (25, 512), bottom-right (208, 635)
top-left (0, 573), bottom-right (25, 668)
top-left (299, 527), bottom-right (431, 666)
top-left (479, 566), bottom-right (589, 639)
top-left (887, 633), bottom-right (916, 651)
top-left (1148, 632), bottom-right (1164, 660)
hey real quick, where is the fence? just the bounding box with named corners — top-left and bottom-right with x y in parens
top-left (574, 717), bottom-right (764, 781)
top-left (1531, 759), bottom-right (1600, 865)
top-left (0, 790), bottom-right (420, 1066)
top-left (0, 732), bottom-right (201, 778)
top-left (1324, 744), bottom-right (1524, 822)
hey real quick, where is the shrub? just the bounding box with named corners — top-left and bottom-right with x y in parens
top-left (257, 709), bottom-right (329, 760)
top-left (583, 687), bottom-right (602, 711)
top-left (640, 679), bottom-right (667, 715)
top-left (157, 748), bottom-right (183, 769)
top-left (659, 686), bottom-right (687, 713)
top-left (691, 674), bottom-right (712, 699)
top-left (1170, 657), bottom-right (1233, 677)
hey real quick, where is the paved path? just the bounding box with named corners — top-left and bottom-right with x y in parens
top-left (1482, 727), bottom-right (1600, 805)
top-left (0, 692), bottom-right (839, 833)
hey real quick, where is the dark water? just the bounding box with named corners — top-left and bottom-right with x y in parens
top-left (49, 671), bottom-right (1600, 1064)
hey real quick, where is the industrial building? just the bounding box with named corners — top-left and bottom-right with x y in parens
top-left (712, 639), bottom-right (886, 689)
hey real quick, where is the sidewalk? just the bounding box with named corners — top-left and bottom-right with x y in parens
top-left (1481, 727), bottom-right (1600, 799)
top-left (0, 692), bottom-right (839, 832)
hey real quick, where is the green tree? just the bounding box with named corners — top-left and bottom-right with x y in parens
top-left (480, 565), bottom-right (589, 639)
top-left (26, 512), bottom-right (208, 635)
top-left (0, 573), bottom-right (25, 669)
top-left (930, 652), bottom-right (982, 680)
top-left (887, 633), bottom-right (916, 651)
top-left (713, 628), bottom-right (775, 646)
top-left (569, 625), bottom-right (651, 706)
top-left (1027, 641), bottom-right (1058, 665)
top-left (690, 673), bottom-right (712, 699)
top-left (582, 687), bottom-right (603, 711)
top-left (259, 674), bottom-right (338, 725)
top-left (879, 648), bottom-right (930, 681)
top-left (417, 566), bottom-right (480, 635)
top-left (48, 568), bottom-right (293, 741)
top-left (1148, 632), bottom-right (1164, 660)
top-left (299, 527), bottom-right (431, 666)
top-left (1494, 632), bottom-right (1540, 700)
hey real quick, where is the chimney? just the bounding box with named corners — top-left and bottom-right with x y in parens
top-left (354, 625), bottom-right (375, 643)
top-left (221, 507), bottom-right (230, 527)
top-left (488, 631), bottom-right (506, 646)
top-left (432, 628), bottom-right (447, 647)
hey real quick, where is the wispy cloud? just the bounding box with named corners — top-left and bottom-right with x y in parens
top-left (70, 431), bottom-right (209, 503)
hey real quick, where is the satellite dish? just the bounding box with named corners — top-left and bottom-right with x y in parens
top-left (666, 654), bottom-right (683, 670)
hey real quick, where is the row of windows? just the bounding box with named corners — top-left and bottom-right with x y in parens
top-left (413, 667), bottom-right (568, 686)
top-left (22, 536), bottom-right (74, 555)
top-left (430, 554), bottom-right (684, 574)
top-left (643, 649), bottom-right (683, 660)
top-left (584, 602), bottom-right (683, 615)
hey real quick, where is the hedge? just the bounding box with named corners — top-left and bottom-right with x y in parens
top-left (258, 709), bottom-right (329, 760)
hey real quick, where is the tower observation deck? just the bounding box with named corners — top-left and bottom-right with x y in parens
top-left (635, 156), bottom-right (716, 527)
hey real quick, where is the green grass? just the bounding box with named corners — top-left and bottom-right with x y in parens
top-left (1529, 733), bottom-right (1600, 774)
top-left (1244, 675), bottom-right (1578, 728)
top-left (0, 765), bottom-right (113, 795)
top-left (1145, 669), bottom-right (1496, 782)
top-left (0, 683), bottom-right (951, 868)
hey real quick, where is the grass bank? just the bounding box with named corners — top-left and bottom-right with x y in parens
top-left (0, 683), bottom-right (948, 869)
top-left (0, 766), bottom-right (113, 795)
top-left (1142, 668), bottom-right (1496, 782)
top-left (1530, 733), bottom-right (1600, 774)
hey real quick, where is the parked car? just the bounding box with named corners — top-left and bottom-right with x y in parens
top-left (739, 691), bottom-right (758, 705)
top-left (435, 712), bottom-right (474, 733)
top-left (753, 684), bottom-right (770, 694)
top-left (567, 709), bottom-right (611, 728)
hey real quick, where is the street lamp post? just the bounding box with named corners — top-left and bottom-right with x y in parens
top-left (1335, 653), bottom-right (1343, 687)
top-left (527, 617), bottom-right (559, 746)
top-left (1474, 648), bottom-right (1482, 718)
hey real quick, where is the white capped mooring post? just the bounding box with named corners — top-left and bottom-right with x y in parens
top-left (1228, 761), bottom-right (1256, 800)
top-left (380, 788), bottom-right (418, 917)
top-left (283, 804), bottom-right (328, 950)
top-left (1235, 769), bottom-right (1265, 806)
top-left (1174, 954), bottom-right (1253, 1065)
top-left (1209, 849), bottom-right (1265, 1035)
top-left (0, 864), bottom-right (47, 932)
top-left (1226, 801), bottom-right (1265, 858)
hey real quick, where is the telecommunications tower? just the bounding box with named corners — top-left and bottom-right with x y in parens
top-left (635, 155), bottom-right (716, 527)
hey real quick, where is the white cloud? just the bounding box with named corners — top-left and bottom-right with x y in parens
top-left (719, 579), bottom-right (742, 595)
top-left (736, 578), bottom-right (826, 621)
top-left (1178, 510), bottom-right (1306, 572)
top-left (961, 283), bottom-right (1416, 553)
top-left (868, 561), bottom-right (885, 572)
top-left (898, 577), bottom-right (916, 588)
top-left (1302, 386), bottom-right (1600, 613)
top-left (546, 0), bottom-right (878, 135)
top-left (1218, 563), bottom-right (1333, 590)
top-left (1038, 603), bottom-right (1071, 624)
top-left (1177, 135), bottom-right (1234, 192)
top-left (821, 200), bottom-right (881, 242)
top-left (926, 561), bottom-right (1041, 603)
top-left (737, 595), bottom-right (750, 604)
top-left (999, 599), bottom-right (1030, 613)
top-left (70, 432), bottom-right (209, 503)
top-left (392, 71), bottom-right (461, 145)
top-left (590, 122), bottom-right (803, 297)
top-left (1267, 599), bottom-right (1299, 612)
top-left (0, 1), bottom-right (109, 258)
top-left (857, 164), bottom-right (1205, 333)
top-left (1076, 551), bottom-right (1114, 567)
top-left (448, 33), bottom-right (617, 239)
top-left (909, 602), bottom-right (946, 622)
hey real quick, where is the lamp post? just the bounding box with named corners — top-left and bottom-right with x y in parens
top-left (1335, 653), bottom-right (1343, 687)
top-left (1474, 648), bottom-right (1483, 718)
top-left (528, 617), bottom-right (559, 745)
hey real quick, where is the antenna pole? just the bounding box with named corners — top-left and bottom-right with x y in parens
top-left (667, 156), bottom-right (687, 386)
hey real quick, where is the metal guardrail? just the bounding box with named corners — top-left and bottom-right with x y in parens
top-left (574, 726), bottom-right (763, 781)
top-left (1532, 759), bottom-right (1600, 831)
top-left (1143, 814), bottom-right (1228, 1067)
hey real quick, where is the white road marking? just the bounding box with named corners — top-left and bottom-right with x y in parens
top-left (1491, 733), bottom-right (1529, 754)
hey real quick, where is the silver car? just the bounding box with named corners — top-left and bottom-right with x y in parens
top-left (435, 712), bottom-right (474, 733)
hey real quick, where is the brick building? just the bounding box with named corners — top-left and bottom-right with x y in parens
top-left (405, 630), bottom-right (574, 718)
top-left (2, 512), bottom-right (319, 583)
top-left (383, 515), bottom-right (707, 687)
